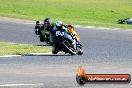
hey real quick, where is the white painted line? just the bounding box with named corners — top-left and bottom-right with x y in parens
top-left (0, 55), bottom-right (21, 58)
top-left (0, 52), bottom-right (55, 57)
top-left (97, 27), bottom-right (110, 30)
top-left (11, 21), bottom-right (35, 25)
top-left (84, 26), bottom-right (96, 29)
top-left (74, 25), bottom-right (132, 31)
top-left (0, 83), bottom-right (43, 87)
top-left (1, 18), bottom-right (131, 30)
top-left (29, 52), bottom-right (62, 55)
top-left (29, 52), bottom-right (52, 55)
top-left (0, 18), bottom-right (35, 25)
top-left (0, 52), bottom-right (54, 57)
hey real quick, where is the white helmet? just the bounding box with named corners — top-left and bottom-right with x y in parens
top-left (56, 21), bottom-right (63, 26)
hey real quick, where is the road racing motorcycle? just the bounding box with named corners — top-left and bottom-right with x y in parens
top-left (34, 24), bottom-right (50, 44)
top-left (50, 27), bottom-right (83, 55)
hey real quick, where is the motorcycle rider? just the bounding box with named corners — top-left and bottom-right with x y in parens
top-left (55, 20), bottom-right (81, 41)
top-left (55, 21), bottom-right (82, 49)
top-left (35, 20), bottom-right (48, 42)
top-left (43, 18), bottom-right (68, 54)
top-left (55, 21), bottom-right (82, 51)
top-left (35, 20), bottom-right (43, 36)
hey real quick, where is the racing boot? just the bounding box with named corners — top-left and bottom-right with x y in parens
top-left (72, 39), bottom-right (77, 50)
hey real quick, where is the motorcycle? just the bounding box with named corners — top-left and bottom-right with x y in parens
top-left (115, 18), bottom-right (132, 24)
top-left (50, 27), bottom-right (83, 55)
top-left (34, 22), bottom-right (50, 44)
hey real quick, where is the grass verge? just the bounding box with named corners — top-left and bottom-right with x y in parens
top-left (0, 0), bottom-right (131, 29)
top-left (0, 42), bottom-right (51, 56)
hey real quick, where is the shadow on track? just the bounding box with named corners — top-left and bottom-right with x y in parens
top-left (20, 53), bottom-right (72, 56)
top-left (21, 45), bottom-right (74, 56)
top-left (35, 44), bottom-right (51, 46)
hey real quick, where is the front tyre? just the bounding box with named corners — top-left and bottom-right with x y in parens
top-left (40, 36), bottom-right (45, 42)
top-left (62, 42), bottom-right (76, 55)
top-left (76, 44), bottom-right (83, 55)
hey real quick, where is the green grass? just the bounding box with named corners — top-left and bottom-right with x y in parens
top-left (0, 42), bottom-right (51, 56)
top-left (0, 0), bottom-right (132, 29)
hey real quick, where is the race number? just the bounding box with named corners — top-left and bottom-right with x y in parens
top-left (56, 31), bottom-right (64, 36)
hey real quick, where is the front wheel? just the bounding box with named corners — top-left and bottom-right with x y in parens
top-left (62, 41), bottom-right (76, 55)
top-left (76, 43), bottom-right (83, 55)
top-left (45, 33), bottom-right (50, 44)
top-left (40, 36), bottom-right (45, 42)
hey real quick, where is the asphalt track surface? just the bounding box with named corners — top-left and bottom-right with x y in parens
top-left (0, 19), bottom-right (132, 88)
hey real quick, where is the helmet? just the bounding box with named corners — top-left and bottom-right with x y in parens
top-left (36, 20), bottom-right (40, 25)
top-left (56, 21), bottom-right (63, 26)
top-left (44, 18), bottom-right (52, 28)
top-left (44, 18), bottom-right (52, 24)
